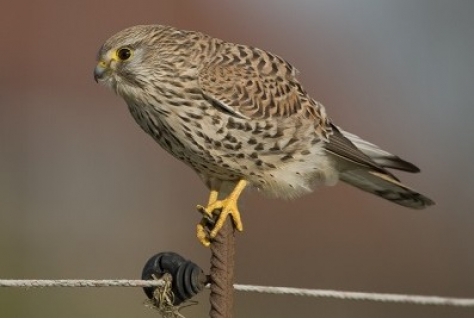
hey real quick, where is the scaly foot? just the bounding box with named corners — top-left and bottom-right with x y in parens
top-left (196, 198), bottom-right (243, 247)
top-left (196, 180), bottom-right (247, 247)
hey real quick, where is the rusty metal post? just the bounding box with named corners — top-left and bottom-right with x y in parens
top-left (209, 218), bottom-right (235, 317)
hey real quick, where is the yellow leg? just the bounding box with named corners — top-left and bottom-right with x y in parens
top-left (196, 180), bottom-right (247, 247)
top-left (207, 190), bottom-right (219, 206)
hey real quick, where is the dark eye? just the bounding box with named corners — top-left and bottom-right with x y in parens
top-left (116, 48), bottom-right (132, 61)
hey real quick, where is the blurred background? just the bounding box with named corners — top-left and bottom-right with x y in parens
top-left (1, 0), bottom-right (473, 316)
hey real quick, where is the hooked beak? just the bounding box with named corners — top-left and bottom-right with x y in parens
top-left (94, 60), bottom-right (109, 83)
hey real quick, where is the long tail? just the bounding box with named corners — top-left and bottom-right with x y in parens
top-left (340, 169), bottom-right (434, 209)
top-left (333, 127), bottom-right (435, 209)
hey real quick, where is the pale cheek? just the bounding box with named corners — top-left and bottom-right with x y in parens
top-left (110, 59), bottom-right (118, 69)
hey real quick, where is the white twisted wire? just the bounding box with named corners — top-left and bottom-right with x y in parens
top-left (0, 279), bottom-right (164, 288)
top-left (1, 279), bottom-right (474, 307)
top-left (233, 284), bottom-right (474, 307)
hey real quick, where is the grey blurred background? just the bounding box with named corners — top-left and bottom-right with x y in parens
top-left (0, 0), bottom-right (473, 317)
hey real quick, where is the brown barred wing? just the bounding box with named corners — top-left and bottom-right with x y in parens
top-left (197, 44), bottom-right (328, 126)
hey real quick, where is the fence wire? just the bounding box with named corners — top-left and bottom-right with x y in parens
top-left (1, 279), bottom-right (474, 307)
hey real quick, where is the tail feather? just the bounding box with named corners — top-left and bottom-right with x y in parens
top-left (339, 128), bottom-right (420, 173)
top-left (328, 126), bottom-right (434, 208)
top-left (340, 169), bottom-right (435, 209)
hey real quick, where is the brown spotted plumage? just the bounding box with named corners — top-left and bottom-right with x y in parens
top-left (94, 25), bottom-right (434, 246)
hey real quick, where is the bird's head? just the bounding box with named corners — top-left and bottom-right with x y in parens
top-left (94, 25), bottom-right (197, 98)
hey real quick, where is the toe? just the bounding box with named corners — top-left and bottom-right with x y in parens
top-left (196, 224), bottom-right (211, 247)
top-left (233, 219), bottom-right (243, 232)
top-left (196, 204), bottom-right (211, 216)
top-left (209, 218), bottom-right (226, 238)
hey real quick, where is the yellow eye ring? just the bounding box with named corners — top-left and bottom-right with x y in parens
top-left (116, 47), bottom-right (133, 61)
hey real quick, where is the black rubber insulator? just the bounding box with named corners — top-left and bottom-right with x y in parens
top-left (141, 252), bottom-right (207, 305)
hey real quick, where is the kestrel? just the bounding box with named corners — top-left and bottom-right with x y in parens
top-left (94, 25), bottom-right (434, 246)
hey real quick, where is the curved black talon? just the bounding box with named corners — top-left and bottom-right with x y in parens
top-left (198, 206), bottom-right (223, 228)
top-left (198, 206), bottom-right (222, 228)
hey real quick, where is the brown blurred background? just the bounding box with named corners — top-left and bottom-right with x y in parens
top-left (1, 0), bottom-right (473, 317)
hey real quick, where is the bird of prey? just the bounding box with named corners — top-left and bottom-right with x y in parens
top-left (94, 25), bottom-right (434, 246)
